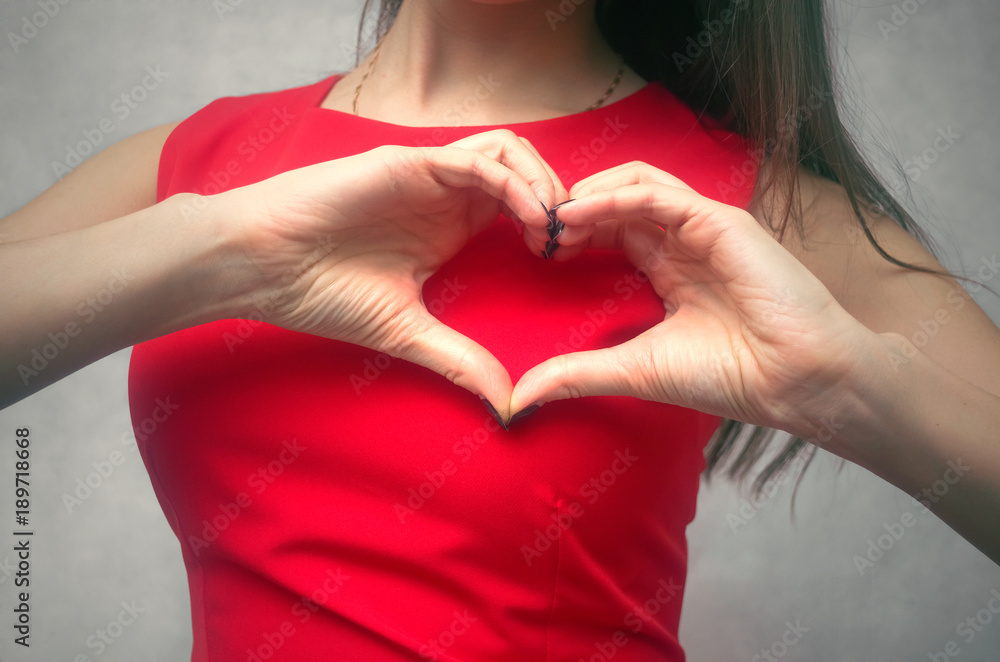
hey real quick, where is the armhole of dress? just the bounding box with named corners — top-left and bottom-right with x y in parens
top-left (155, 121), bottom-right (181, 203)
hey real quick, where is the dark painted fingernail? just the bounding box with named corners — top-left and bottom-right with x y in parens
top-left (539, 199), bottom-right (570, 260)
top-left (480, 395), bottom-right (508, 431)
top-left (542, 240), bottom-right (560, 260)
top-left (508, 404), bottom-right (541, 426)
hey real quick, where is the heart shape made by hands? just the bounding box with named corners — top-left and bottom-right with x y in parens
top-left (417, 201), bottom-right (669, 427)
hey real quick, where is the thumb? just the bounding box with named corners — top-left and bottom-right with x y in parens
top-left (393, 308), bottom-right (514, 419)
top-left (510, 336), bottom-right (658, 414)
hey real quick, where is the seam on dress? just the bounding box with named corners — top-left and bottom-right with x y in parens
top-left (137, 445), bottom-right (208, 660)
top-left (543, 498), bottom-right (565, 662)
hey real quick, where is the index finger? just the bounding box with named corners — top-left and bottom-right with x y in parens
top-left (446, 129), bottom-right (567, 212)
top-left (569, 161), bottom-right (695, 199)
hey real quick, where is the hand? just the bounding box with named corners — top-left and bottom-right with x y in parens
top-left (213, 129), bottom-right (567, 410)
top-left (508, 162), bottom-right (878, 438)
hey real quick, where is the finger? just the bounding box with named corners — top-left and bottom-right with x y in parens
top-left (393, 307), bottom-right (515, 419)
top-left (554, 186), bottom-right (769, 294)
top-left (444, 129), bottom-right (564, 214)
top-left (547, 183), bottom-right (730, 250)
top-left (549, 219), bottom-right (680, 304)
top-left (558, 187), bottom-right (835, 315)
top-left (554, 215), bottom-right (629, 249)
top-left (515, 136), bottom-right (571, 250)
top-left (517, 136), bottom-right (569, 202)
top-left (446, 131), bottom-right (570, 249)
top-left (552, 165), bottom-right (692, 251)
top-left (532, 217), bottom-right (631, 261)
top-left (509, 334), bottom-right (662, 413)
top-left (423, 145), bottom-right (551, 230)
top-left (518, 224), bottom-right (552, 259)
top-left (568, 161), bottom-right (696, 199)
top-left (557, 217), bottom-right (639, 252)
top-left (539, 211), bottom-right (662, 261)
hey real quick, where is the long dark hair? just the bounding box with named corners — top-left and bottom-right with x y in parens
top-left (353, 0), bottom-right (967, 496)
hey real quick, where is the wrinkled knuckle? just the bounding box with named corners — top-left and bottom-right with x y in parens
top-left (562, 381), bottom-right (583, 401)
top-left (492, 128), bottom-right (519, 141)
top-left (466, 154), bottom-right (488, 182)
top-left (611, 344), bottom-right (652, 394)
top-left (552, 356), bottom-right (582, 399)
top-left (451, 344), bottom-right (477, 381)
top-left (476, 128), bottom-right (517, 150)
top-left (641, 187), bottom-right (659, 216)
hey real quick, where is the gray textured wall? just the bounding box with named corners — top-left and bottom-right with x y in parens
top-left (1, 1), bottom-right (998, 660)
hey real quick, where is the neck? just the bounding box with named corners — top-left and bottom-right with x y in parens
top-left (336, 0), bottom-right (645, 126)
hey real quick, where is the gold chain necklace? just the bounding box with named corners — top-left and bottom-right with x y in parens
top-left (352, 39), bottom-right (625, 116)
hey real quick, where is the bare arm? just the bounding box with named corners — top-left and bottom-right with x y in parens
top-left (507, 162), bottom-right (1000, 564)
top-left (838, 331), bottom-right (1000, 563)
top-left (0, 192), bottom-right (256, 408)
top-left (0, 121), bottom-right (179, 242)
top-left (759, 169), bottom-right (1000, 563)
top-left (0, 121), bottom-right (255, 408)
top-left (1, 128), bottom-right (567, 411)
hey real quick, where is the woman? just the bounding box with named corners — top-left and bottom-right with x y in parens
top-left (2, 0), bottom-right (999, 659)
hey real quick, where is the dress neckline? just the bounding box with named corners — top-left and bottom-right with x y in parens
top-left (308, 73), bottom-right (660, 131)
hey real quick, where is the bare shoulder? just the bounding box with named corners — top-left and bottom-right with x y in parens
top-left (750, 164), bottom-right (1000, 396)
top-left (0, 120), bottom-right (181, 243)
top-left (750, 167), bottom-right (942, 319)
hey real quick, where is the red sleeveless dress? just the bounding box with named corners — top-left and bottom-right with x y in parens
top-left (128, 74), bottom-right (757, 661)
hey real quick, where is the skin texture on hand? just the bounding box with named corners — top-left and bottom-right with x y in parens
top-left (217, 130), bottom-right (568, 418)
top-left (507, 161), bottom-right (872, 439)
